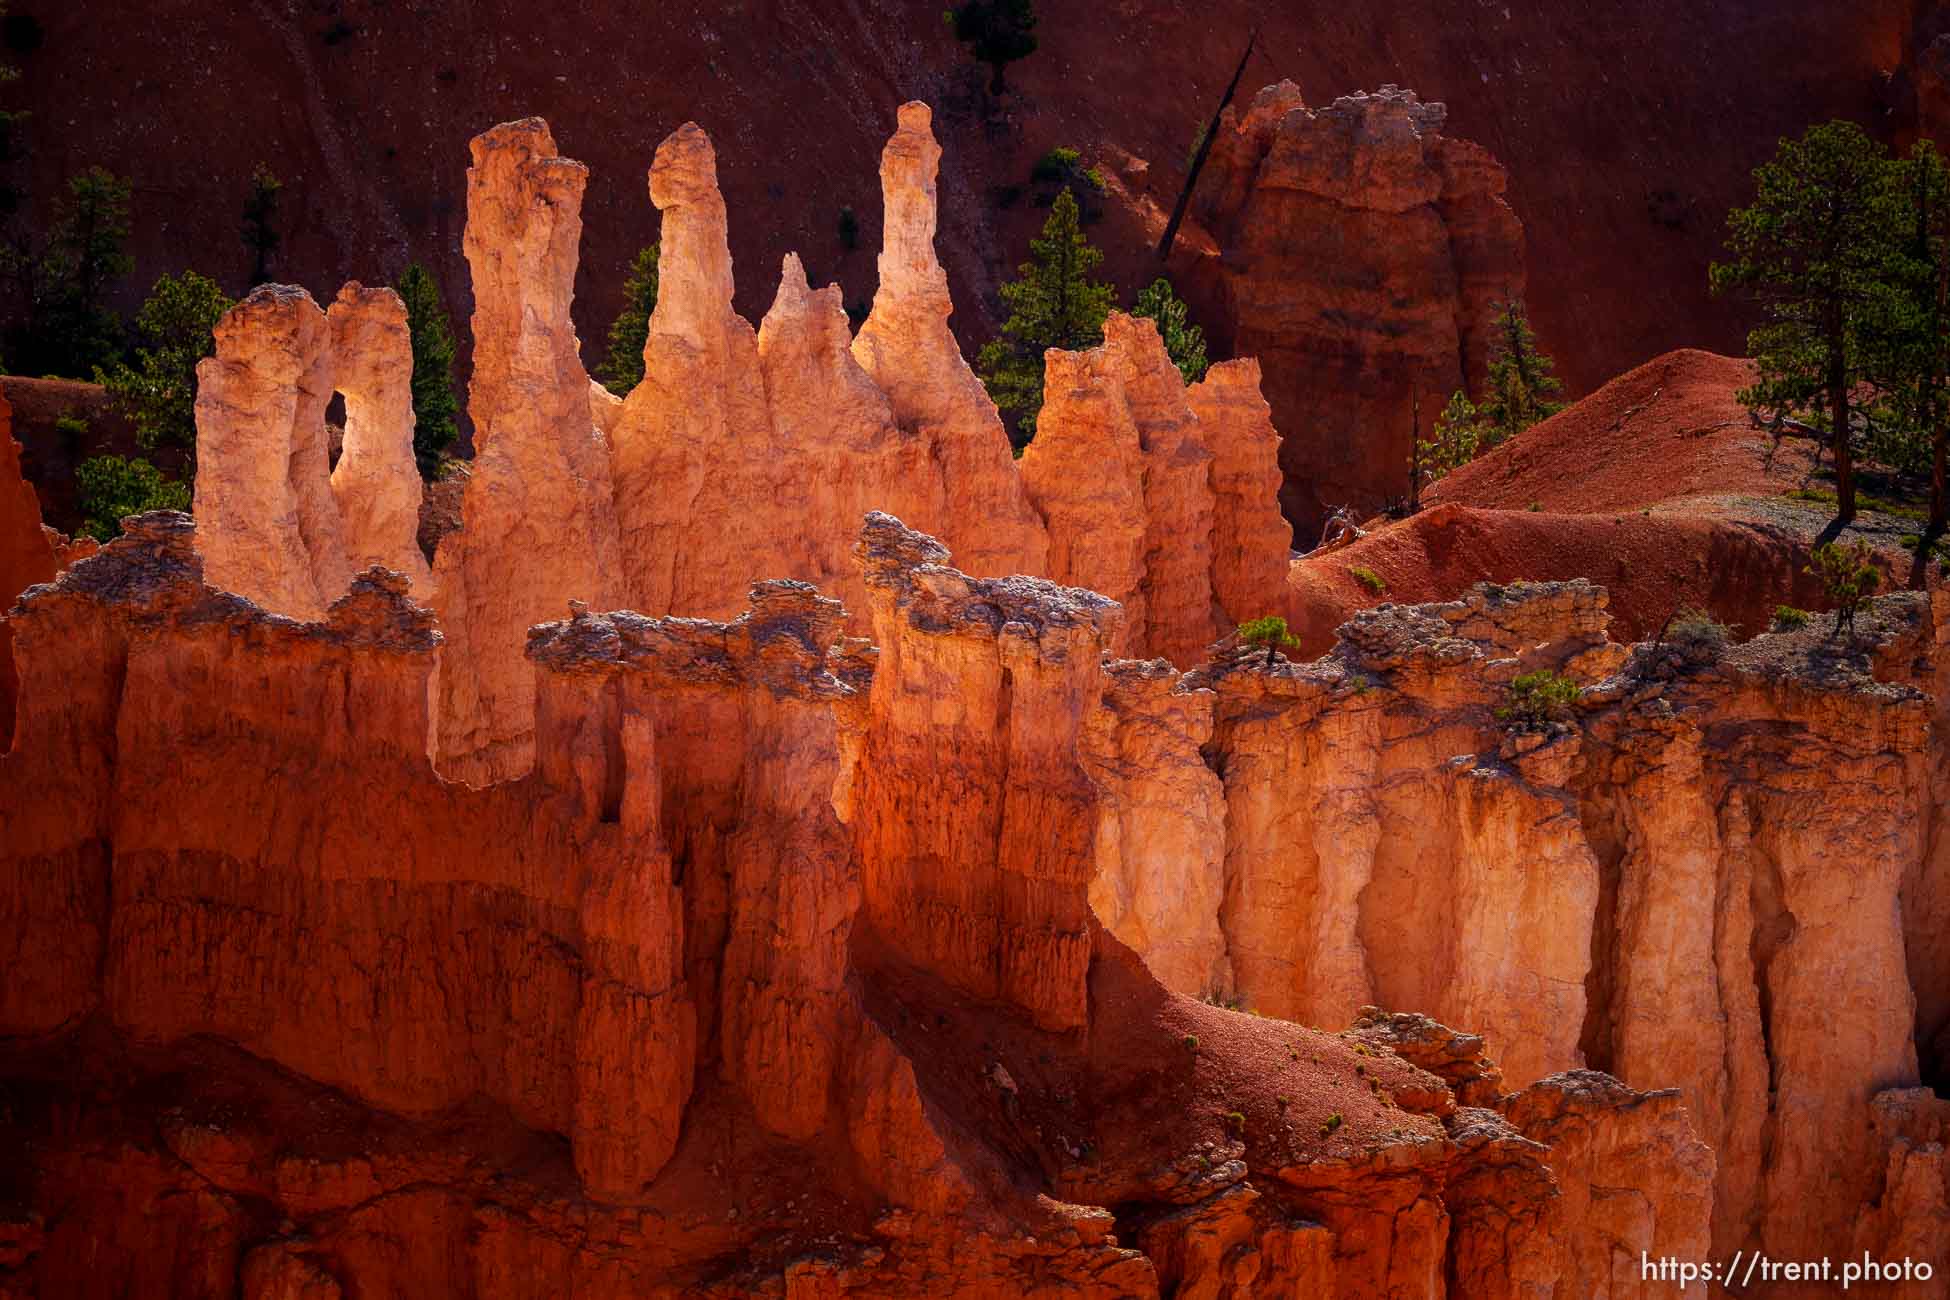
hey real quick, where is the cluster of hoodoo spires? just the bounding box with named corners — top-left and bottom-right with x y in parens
top-left (187, 103), bottom-right (1293, 784)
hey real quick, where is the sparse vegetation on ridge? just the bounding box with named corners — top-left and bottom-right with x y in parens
top-left (1806, 539), bottom-right (1881, 635)
top-left (1238, 614), bottom-right (1300, 668)
top-left (1495, 669), bottom-right (1579, 731)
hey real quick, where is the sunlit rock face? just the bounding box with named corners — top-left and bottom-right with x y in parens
top-left (182, 105), bottom-right (1284, 780)
top-left (429, 117), bottom-right (627, 784)
top-left (327, 282), bottom-right (432, 596)
top-left (192, 283), bottom-right (349, 620)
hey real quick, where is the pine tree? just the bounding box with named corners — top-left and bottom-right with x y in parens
top-left (395, 263), bottom-right (458, 480)
top-left (242, 164), bottom-right (283, 285)
top-left (596, 244), bottom-right (660, 397)
top-left (977, 188), bottom-right (1115, 449)
top-left (1872, 139), bottom-right (1950, 531)
top-left (1237, 614), bottom-right (1300, 668)
top-left (946, 0), bottom-right (1037, 96)
top-left (1415, 389), bottom-right (1484, 490)
top-left (1711, 120), bottom-right (1907, 523)
top-left (1477, 299), bottom-right (1564, 447)
top-left (97, 270), bottom-right (232, 468)
top-left (16, 167), bottom-right (132, 377)
top-left (1132, 277), bottom-right (1209, 384)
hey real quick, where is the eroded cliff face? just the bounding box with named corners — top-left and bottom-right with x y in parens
top-left (1193, 82), bottom-right (1525, 537)
top-left (326, 283), bottom-right (432, 594)
top-left (0, 510), bottom-right (1720, 1298)
top-left (192, 283), bottom-right (351, 620)
top-left (19, 93), bottom-right (1945, 1298)
top-left (1083, 576), bottom-right (1942, 1283)
top-left (850, 102), bottom-right (1050, 585)
top-left (431, 117), bottom-right (627, 784)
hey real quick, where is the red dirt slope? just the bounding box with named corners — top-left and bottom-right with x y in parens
top-left (1427, 350), bottom-right (1810, 513)
top-left (1283, 350), bottom-right (1849, 652)
top-left (1284, 503), bottom-right (1832, 655)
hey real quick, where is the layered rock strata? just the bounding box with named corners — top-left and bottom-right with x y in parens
top-left (0, 511), bottom-right (1712, 1297)
top-left (1193, 82), bottom-right (1526, 536)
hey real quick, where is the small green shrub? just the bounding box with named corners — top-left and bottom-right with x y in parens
top-left (1320, 1113), bottom-right (1343, 1136)
top-left (1806, 540), bottom-right (1881, 635)
top-left (1186, 121), bottom-right (1212, 170)
top-left (75, 454), bottom-right (190, 541)
top-left (1182, 1034), bottom-right (1199, 1051)
top-left (1772, 604), bottom-right (1812, 630)
top-left (1494, 669), bottom-right (1579, 731)
top-left (1349, 565), bottom-right (1386, 595)
top-left (1238, 614), bottom-right (1300, 668)
top-left (1667, 607), bottom-right (1732, 665)
top-left (1222, 1110), bottom-right (1246, 1134)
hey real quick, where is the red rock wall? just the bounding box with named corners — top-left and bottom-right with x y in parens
top-left (189, 108), bottom-right (1287, 788)
top-left (1129, 578), bottom-right (1940, 1277)
top-left (1193, 83), bottom-right (1525, 538)
top-left (1023, 312), bottom-right (1292, 666)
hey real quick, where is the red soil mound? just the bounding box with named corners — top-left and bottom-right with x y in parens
top-left (1285, 505), bottom-right (1831, 655)
top-left (1428, 349), bottom-right (1814, 514)
top-left (1282, 350), bottom-right (1857, 651)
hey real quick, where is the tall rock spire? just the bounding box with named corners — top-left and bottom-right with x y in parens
top-left (430, 118), bottom-right (625, 783)
top-left (851, 102), bottom-right (1048, 581)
